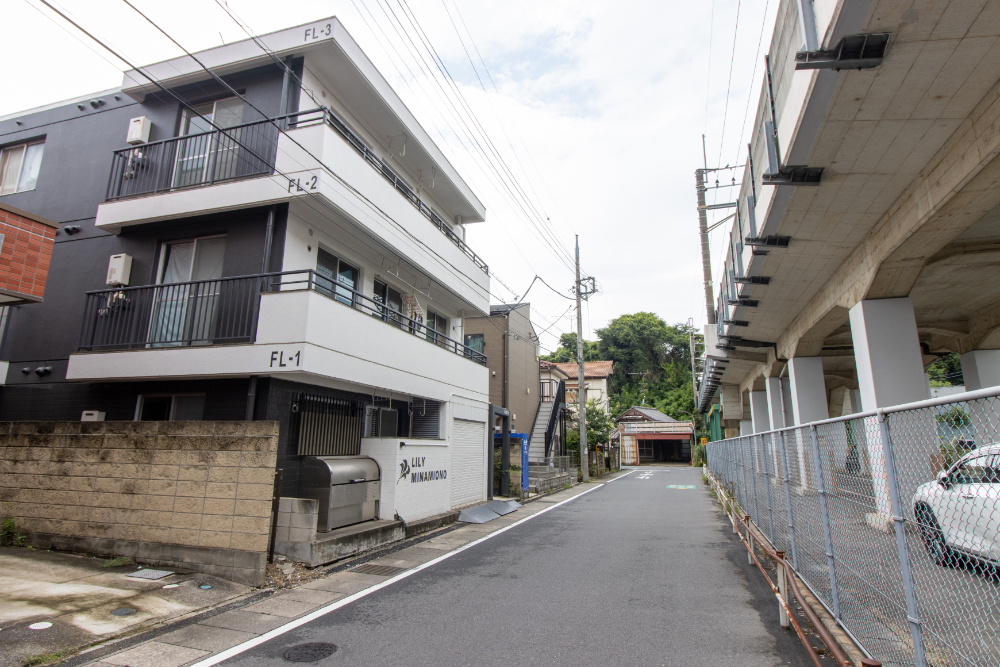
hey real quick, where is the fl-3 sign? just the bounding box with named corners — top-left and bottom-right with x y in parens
top-left (305, 23), bottom-right (332, 42)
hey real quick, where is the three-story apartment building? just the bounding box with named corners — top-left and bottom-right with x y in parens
top-left (0, 18), bottom-right (492, 519)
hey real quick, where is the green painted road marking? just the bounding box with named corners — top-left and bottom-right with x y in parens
top-left (665, 485), bottom-right (696, 489)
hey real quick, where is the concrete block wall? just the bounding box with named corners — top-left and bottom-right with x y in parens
top-left (0, 420), bottom-right (279, 585)
top-left (276, 497), bottom-right (318, 543)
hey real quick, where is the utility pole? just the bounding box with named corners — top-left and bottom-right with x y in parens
top-left (574, 236), bottom-right (596, 482)
top-left (696, 168), bottom-right (715, 326)
top-left (687, 317), bottom-right (699, 403)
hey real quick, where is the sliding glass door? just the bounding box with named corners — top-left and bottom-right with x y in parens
top-left (172, 97), bottom-right (245, 188)
top-left (149, 236), bottom-right (227, 346)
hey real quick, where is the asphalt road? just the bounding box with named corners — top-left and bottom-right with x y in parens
top-left (216, 466), bottom-right (814, 667)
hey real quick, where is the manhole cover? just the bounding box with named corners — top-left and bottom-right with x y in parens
top-left (351, 563), bottom-right (406, 577)
top-left (126, 569), bottom-right (174, 580)
top-left (283, 643), bottom-right (338, 662)
top-left (111, 608), bottom-right (136, 616)
top-left (29, 622), bottom-right (52, 630)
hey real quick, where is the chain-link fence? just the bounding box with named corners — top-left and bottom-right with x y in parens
top-left (707, 387), bottom-right (1000, 667)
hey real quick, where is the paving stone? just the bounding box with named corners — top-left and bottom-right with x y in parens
top-left (198, 609), bottom-right (288, 634)
top-left (242, 597), bottom-right (316, 618)
top-left (275, 588), bottom-right (345, 605)
top-left (102, 641), bottom-right (209, 667)
top-left (157, 624), bottom-right (255, 652)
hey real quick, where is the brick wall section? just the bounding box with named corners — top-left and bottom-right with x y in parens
top-left (0, 207), bottom-right (55, 301)
top-left (0, 420), bottom-right (279, 584)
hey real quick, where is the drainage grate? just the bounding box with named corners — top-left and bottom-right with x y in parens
top-left (351, 563), bottom-right (407, 577)
top-left (126, 569), bottom-right (174, 580)
top-left (284, 643), bottom-right (338, 662)
top-left (111, 608), bottom-right (136, 617)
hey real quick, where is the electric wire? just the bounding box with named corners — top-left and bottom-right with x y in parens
top-left (732, 0), bottom-right (771, 166)
top-left (715, 0), bottom-right (743, 172)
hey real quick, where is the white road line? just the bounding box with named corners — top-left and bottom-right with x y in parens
top-left (605, 470), bottom-right (635, 483)
top-left (185, 483), bottom-right (605, 667)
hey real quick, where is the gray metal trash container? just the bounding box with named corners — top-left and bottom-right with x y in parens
top-left (300, 456), bottom-right (381, 532)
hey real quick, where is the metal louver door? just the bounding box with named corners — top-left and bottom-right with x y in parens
top-left (451, 419), bottom-right (485, 507)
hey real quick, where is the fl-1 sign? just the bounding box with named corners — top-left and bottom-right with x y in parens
top-left (270, 350), bottom-right (301, 368)
top-left (304, 23), bottom-right (332, 42)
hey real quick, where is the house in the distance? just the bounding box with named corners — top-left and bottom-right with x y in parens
top-left (615, 406), bottom-right (695, 465)
top-left (553, 360), bottom-right (613, 414)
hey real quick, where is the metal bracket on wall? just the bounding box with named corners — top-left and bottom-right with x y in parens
top-left (795, 33), bottom-right (890, 71)
top-left (735, 276), bottom-right (770, 285)
top-left (745, 236), bottom-right (791, 248)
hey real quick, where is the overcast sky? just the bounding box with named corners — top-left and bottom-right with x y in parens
top-left (4, 0), bottom-right (777, 353)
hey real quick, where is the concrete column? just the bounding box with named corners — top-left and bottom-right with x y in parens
top-left (749, 391), bottom-right (771, 433)
top-left (849, 298), bottom-right (933, 522)
top-left (961, 350), bottom-right (1000, 390)
top-left (765, 378), bottom-right (785, 430)
top-left (740, 420), bottom-right (753, 436)
top-left (849, 389), bottom-right (862, 414)
top-left (787, 357), bottom-right (830, 425)
top-left (960, 350), bottom-right (1000, 447)
top-left (780, 378), bottom-right (794, 428)
top-left (849, 298), bottom-right (929, 411)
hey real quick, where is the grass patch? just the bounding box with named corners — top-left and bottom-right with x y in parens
top-left (1, 512), bottom-right (27, 547)
top-left (100, 556), bottom-right (135, 568)
top-left (22, 647), bottom-right (79, 667)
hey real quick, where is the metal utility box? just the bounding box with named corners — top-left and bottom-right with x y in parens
top-left (126, 116), bottom-right (151, 145)
top-left (300, 456), bottom-right (381, 532)
top-left (106, 253), bottom-right (132, 286)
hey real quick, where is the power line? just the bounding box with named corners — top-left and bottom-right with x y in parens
top-left (733, 0), bottom-right (771, 166)
top-left (715, 0), bottom-right (743, 170)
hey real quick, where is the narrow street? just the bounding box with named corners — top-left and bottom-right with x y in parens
top-left (208, 468), bottom-right (813, 667)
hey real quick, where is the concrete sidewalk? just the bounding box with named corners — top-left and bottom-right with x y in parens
top-left (3, 482), bottom-right (599, 667)
top-left (0, 548), bottom-right (249, 667)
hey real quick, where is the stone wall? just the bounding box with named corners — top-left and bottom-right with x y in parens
top-left (0, 420), bottom-right (279, 585)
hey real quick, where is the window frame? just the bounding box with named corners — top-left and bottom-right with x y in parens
top-left (315, 247), bottom-right (360, 306)
top-left (0, 140), bottom-right (45, 196)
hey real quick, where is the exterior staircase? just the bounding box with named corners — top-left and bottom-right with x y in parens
top-left (529, 401), bottom-right (553, 459)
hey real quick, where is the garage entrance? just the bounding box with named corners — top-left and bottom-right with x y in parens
top-left (638, 436), bottom-right (692, 463)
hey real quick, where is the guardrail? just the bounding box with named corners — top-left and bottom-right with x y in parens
top-left (707, 386), bottom-right (1000, 667)
top-left (77, 269), bottom-right (487, 366)
top-left (105, 107), bottom-right (488, 275)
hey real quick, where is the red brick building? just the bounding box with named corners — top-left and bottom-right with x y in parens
top-left (0, 202), bottom-right (57, 303)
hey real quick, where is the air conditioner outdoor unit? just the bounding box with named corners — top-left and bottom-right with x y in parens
top-left (126, 116), bottom-right (151, 145)
top-left (107, 254), bottom-right (132, 287)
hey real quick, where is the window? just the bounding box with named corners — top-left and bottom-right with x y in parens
top-left (426, 309), bottom-right (447, 344)
top-left (137, 394), bottom-right (206, 421)
top-left (173, 97), bottom-right (245, 187)
top-left (150, 235), bottom-right (227, 346)
top-left (0, 141), bottom-right (44, 195)
top-left (316, 248), bottom-right (358, 306)
top-left (464, 334), bottom-right (484, 355)
top-left (373, 279), bottom-right (404, 327)
top-left (411, 399), bottom-right (441, 439)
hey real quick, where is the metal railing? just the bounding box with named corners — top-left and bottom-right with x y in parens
top-left (105, 107), bottom-right (488, 275)
top-left (707, 387), bottom-right (1000, 667)
top-left (544, 381), bottom-right (566, 457)
top-left (77, 269), bottom-right (487, 366)
top-left (527, 455), bottom-right (574, 479)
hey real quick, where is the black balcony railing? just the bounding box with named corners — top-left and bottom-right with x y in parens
top-left (105, 106), bottom-right (488, 274)
top-left (77, 270), bottom-right (487, 366)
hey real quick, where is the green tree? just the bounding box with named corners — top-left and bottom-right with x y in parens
top-left (927, 352), bottom-right (964, 387)
top-left (540, 332), bottom-right (602, 363)
top-left (565, 399), bottom-right (615, 449)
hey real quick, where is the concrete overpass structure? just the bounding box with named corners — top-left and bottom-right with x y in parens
top-left (697, 0), bottom-right (1000, 435)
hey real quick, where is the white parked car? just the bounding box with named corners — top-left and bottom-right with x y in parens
top-left (912, 444), bottom-right (1000, 566)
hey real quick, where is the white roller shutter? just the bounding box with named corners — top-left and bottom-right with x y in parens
top-left (451, 419), bottom-right (486, 507)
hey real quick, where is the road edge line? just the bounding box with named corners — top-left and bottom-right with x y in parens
top-left (185, 483), bottom-right (605, 667)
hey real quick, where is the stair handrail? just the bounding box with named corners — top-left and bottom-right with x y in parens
top-left (543, 380), bottom-right (566, 458)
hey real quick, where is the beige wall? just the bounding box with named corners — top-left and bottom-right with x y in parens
top-left (0, 420), bottom-right (279, 585)
top-left (464, 304), bottom-right (540, 433)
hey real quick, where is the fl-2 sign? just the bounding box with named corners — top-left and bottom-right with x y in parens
top-left (288, 175), bottom-right (318, 193)
top-left (270, 350), bottom-right (301, 368)
top-left (304, 23), bottom-right (332, 42)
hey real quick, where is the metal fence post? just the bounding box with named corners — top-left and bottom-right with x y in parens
top-left (749, 435), bottom-right (760, 528)
top-left (809, 424), bottom-right (841, 619)
top-left (778, 429), bottom-right (799, 570)
top-left (878, 410), bottom-right (926, 667)
top-left (759, 434), bottom-right (775, 543)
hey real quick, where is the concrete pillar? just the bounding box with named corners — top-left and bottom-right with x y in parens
top-left (765, 378), bottom-right (785, 430)
top-left (740, 420), bottom-right (753, 435)
top-left (960, 350), bottom-right (1000, 447)
top-left (961, 350), bottom-right (1000, 390)
top-left (849, 298), bottom-right (933, 521)
top-left (780, 378), bottom-right (794, 428)
top-left (749, 391), bottom-right (771, 433)
top-left (787, 357), bottom-right (830, 425)
top-left (849, 298), bottom-right (929, 411)
top-left (849, 389), bottom-right (862, 414)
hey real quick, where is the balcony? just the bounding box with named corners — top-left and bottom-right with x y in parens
top-left (104, 108), bottom-right (487, 275)
top-left (76, 270), bottom-right (486, 366)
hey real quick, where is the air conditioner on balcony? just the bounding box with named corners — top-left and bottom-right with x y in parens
top-left (107, 254), bottom-right (132, 287)
top-left (127, 116), bottom-right (151, 145)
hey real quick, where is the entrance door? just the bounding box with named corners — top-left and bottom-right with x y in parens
top-left (173, 98), bottom-right (245, 188)
top-left (149, 236), bottom-right (227, 346)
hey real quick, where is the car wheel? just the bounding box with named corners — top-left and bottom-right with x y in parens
top-left (916, 503), bottom-right (954, 567)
